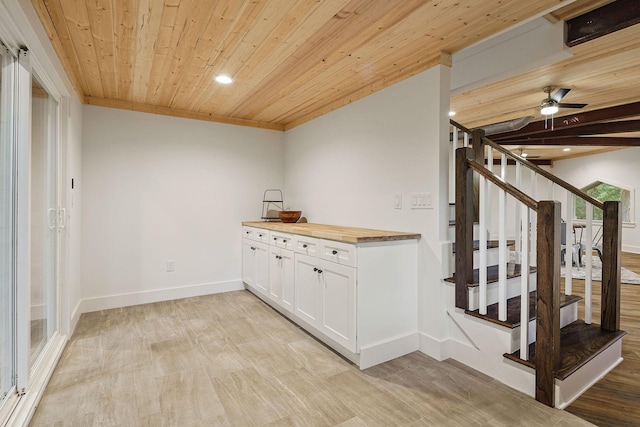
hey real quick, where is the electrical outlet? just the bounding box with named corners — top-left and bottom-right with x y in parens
top-left (166, 260), bottom-right (175, 272)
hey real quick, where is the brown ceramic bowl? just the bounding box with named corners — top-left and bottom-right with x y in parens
top-left (279, 211), bottom-right (302, 223)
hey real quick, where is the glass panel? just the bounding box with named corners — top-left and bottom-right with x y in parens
top-left (29, 73), bottom-right (58, 367)
top-left (0, 46), bottom-right (15, 402)
top-left (575, 181), bottom-right (631, 222)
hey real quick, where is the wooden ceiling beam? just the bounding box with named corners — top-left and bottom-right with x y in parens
top-left (494, 136), bottom-right (640, 146)
top-left (566, 0), bottom-right (640, 47)
top-left (493, 119), bottom-right (640, 141)
top-left (491, 102), bottom-right (640, 140)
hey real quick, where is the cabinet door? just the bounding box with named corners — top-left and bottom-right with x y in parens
top-left (268, 247), bottom-right (282, 302)
top-left (280, 249), bottom-right (295, 313)
top-left (242, 239), bottom-right (257, 287)
top-left (294, 253), bottom-right (321, 327)
top-left (321, 261), bottom-right (356, 352)
top-left (254, 242), bottom-right (269, 295)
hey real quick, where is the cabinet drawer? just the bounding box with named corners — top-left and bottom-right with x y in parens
top-left (270, 231), bottom-right (294, 250)
top-left (243, 226), bottom-right (269, 243)
top-left (320, 240), bottom-right (356, 267)
top-left (293, 236), bottom-right (319, 256)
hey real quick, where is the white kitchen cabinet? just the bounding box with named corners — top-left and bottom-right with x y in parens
top-left (294, 253), bottom-right (322, 326)
top-left (294, 253), bottom-right (356, 352)
top-left (268, 246), bottom-right (294, 313)
top-left (242, 222), bottom-right (419, 369)
top-left (241, 239), bottom-right (269, 296)
top-left (320, 261), bottom-right (356, 352)
top-left (293, 235), bottom-right (319, 257)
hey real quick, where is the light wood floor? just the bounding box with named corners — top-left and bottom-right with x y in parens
top-left (565, 251), bottom-right (640, 426)
top-left (30, 291), bottom-right (593, 426)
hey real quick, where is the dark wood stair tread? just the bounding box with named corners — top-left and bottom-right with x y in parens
top-left (451, 240), bottom-right (515, 253)
top-left (444, 264), bottom-right (537, 286)
top-left (504, 320), bottom-right (626, 380)
top-left (465, 291), bottom-right (582, 328)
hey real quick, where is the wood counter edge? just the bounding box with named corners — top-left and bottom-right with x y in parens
top-left (242, 221), bottom-right (421, 244)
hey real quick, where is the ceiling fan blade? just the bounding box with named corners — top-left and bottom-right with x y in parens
top-left (557, 102), bottom-right (587, 109)
top-left (552, 87), bottom-right (571, 102)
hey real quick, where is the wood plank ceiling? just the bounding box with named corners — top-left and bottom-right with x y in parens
top-left (32, 0), bottom-right (640, 160)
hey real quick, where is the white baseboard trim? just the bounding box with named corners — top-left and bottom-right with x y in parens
top-left (622, 244), bottom-right (640, 254)
top-left (78, 280), bottom-right (244, 314)
top-left (69, 299), bottom-right (82, 336)
top-left (359, 332), bottom-right (420, 369)
top-left (418, 332), bottom-right (450, 361)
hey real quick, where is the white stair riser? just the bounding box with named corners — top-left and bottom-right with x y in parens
top-left (508, 301), bottom-right (579, 353)
top-left (451, 246), bottom-right (501, 270)
top-left (448, 223), bottom-right (485, 242)
top-left (555, 339), bottom-right (623, 409)
top-left (467, 272), bottom-right (536, 311)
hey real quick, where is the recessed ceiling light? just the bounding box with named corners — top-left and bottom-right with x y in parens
top-left (563, 148), bottom-right (571, 152)
top-left (215, 75), bottom-right (233, 84)
top-left (448, 111), bottom-right (456, 116)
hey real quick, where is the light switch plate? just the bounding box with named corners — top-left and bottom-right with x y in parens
top-left (411, 193), bottom-right (433, 209)
top-left (394, 194), bottom-right (402, 209)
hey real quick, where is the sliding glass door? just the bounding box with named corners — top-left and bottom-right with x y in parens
top-left (29, 72), bottom-right (59, 368)
top-left (0, 43), bottom-right (61, 421)
top-left (0, 43), bottom-right (16, 413)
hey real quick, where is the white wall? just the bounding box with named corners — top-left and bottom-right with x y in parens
top-left (65, 96), bottom-right (83, 331)
top-left (284, 66), bottom-right (451, 358)
top-left (553, 148), bottom-right (640, 253)
top-left (80, 106), bottom-right (284, 311)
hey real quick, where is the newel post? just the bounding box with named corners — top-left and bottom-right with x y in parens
top-left (455, 147), bottom-right (474, 310)
top-left (536, 200), bottom-right (561, 407)
top-left (601, 200), bottom-right (622, 332)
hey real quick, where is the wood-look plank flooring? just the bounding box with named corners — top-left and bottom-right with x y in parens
top-left (30, 291), bottom-right (591, 426)
top-left (565, 251), bottom-right (640, 426)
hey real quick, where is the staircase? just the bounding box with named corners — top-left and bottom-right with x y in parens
top-left (445, 120), bottom-right (626, 408)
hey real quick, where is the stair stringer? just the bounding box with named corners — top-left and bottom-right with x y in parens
top-left (445, 303), bottom-right (535, 398)
top-left (444, 283), bottom-right (534, 396)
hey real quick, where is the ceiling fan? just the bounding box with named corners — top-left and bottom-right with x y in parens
top-left (539, 86), bottom-right (587, 115)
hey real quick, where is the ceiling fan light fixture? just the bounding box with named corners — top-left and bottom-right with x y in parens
top-left (540, 102), bottom-right (559, 116)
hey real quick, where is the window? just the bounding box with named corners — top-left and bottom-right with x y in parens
top-left (575, 181), bottom-right (632, 223)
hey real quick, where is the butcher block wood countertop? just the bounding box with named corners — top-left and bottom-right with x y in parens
top-left (242, 221), bottom-right (421, 244)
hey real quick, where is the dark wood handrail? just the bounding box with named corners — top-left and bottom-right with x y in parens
top-left (450, 119), bottom-right (604, 209)
top-left (481, 137), bottom-right (605, 209)
top-left (468, 160), bottom-right (538, 210)
top-left (450, 119), bottom-right (472, 134)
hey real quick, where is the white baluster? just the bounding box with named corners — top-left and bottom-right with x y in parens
top-left (530, 170), bottom-right (537, 268)
top-left (480, 174), bottom-right (488, 315)
top-left (499, 153), bottom-right (507, 321)
top-left (451, 127), bottom-right (458, 203)
top-left (585, 203), bottom-right (593, 324)
top-left (565, 192), bottom-right (574, 296)
top-left (520, 205), bottom-right (530, 360)
top-left (515, 161), bottom-right (522, 265)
